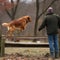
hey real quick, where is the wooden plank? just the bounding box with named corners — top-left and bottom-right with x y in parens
top-left (5, 41), bottom-right (49, 47)
top-left (2, 35), bottom-right (48, 40)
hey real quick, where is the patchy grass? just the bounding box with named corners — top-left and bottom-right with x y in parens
top-left (0, 47), bottom-right (50, 60)
top-left (5, 47), bottom-right (50, 57)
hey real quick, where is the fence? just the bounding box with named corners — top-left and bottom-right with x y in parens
top-left (2, 36), bottom-right (49, 47)
top-left (0, 35), bottom-right (49, 56)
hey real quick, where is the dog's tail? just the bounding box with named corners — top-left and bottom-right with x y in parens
top-left (2, 23), bottom-right (9, 27)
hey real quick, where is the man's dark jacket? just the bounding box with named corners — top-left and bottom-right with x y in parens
top-left (38, 13), bottom-right (60, 35)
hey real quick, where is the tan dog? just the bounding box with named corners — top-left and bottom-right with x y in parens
top-left (2, 16), bottom-right (31, 36)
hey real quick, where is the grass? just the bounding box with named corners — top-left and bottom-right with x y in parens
top-left (5, 47), bottom-right (50, 57)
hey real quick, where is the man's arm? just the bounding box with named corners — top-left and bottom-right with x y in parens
top-left (56, 15), bottom-right (60, 28)
top-left (38, 19), bottom-right (46, 31)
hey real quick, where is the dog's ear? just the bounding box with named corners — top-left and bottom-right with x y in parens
top-left (27, 16), bottom-right (31, 22)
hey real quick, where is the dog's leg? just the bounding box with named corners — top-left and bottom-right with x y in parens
top-left (6, 28), bottom-right (15, 41)
top-left (7, 26), bottom-right (15, 37)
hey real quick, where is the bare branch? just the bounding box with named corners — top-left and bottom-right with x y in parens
top-left (38, 0), bottom-right (57, 20)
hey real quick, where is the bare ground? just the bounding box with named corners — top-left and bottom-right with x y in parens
top-left (0, 47), bottom-right (60, 60)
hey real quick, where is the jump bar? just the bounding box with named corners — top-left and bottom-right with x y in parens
top-left (5, 42), bottom-right (49, 47)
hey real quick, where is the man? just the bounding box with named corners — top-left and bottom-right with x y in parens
top-left (38, 7), bottom-right (60, 58)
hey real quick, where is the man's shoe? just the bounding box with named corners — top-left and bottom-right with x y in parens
top-left (55, 52), bottom-right (59, 59)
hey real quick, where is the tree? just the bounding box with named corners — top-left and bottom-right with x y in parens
top-left (0, 0), bottom-right (20, 20)
top-left (33, 0), bottom-right (39, 42)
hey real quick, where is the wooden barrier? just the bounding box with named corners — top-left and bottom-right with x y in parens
top-left (5, 42), bottom-right (49, 47)
top-left (2, 36), bottom-right (49, 47)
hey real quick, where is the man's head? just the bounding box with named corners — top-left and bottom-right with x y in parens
top-left (47, 7), bottom-right (53, 13)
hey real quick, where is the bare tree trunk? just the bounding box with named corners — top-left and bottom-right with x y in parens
top-left (33, 0), bottom-right (39, 42)
top-left (34, 0), bottom-right (39, 36)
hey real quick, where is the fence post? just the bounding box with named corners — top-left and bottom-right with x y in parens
top-left (0, 32), bottom-right (5, 57)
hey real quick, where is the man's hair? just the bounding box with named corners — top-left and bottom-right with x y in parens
top-left (47, 7), bottom-right (53, 13)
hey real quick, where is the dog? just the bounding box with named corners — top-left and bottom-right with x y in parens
top-left (2, 16), bottom-right (31, 36)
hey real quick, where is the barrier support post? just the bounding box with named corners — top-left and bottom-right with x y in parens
top-left (0, 32), bottom-right (5, 57)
